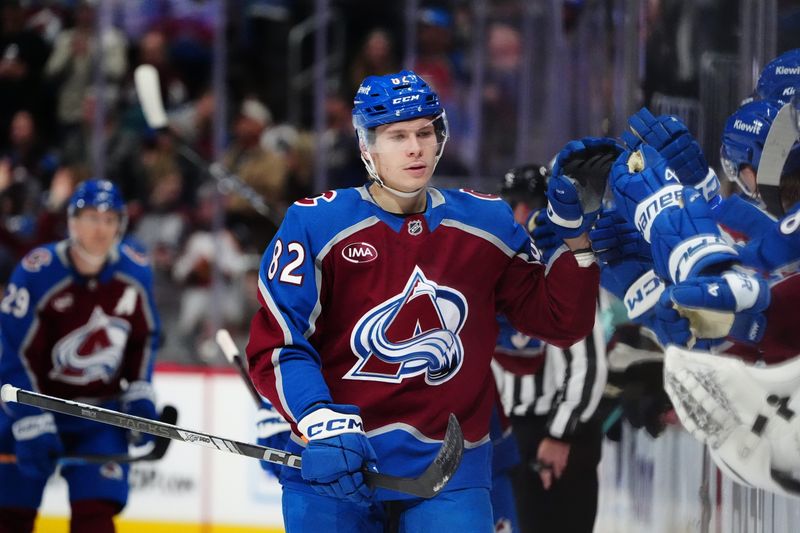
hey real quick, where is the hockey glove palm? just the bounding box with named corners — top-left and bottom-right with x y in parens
top-left (547, 137), bottom-right (623, 239)
top-left (256, 400), bottom-right (291, 479)
top-left (121, 381), bottom-right (158, 447)
top-left (299, 403), bottom-right (378, 505)
top-left (13, 412), bottom-right (64, 479)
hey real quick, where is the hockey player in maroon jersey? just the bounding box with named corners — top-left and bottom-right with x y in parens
top-left (245, 70), bottom-right (617, 531)
top-left (0, 179), bottom-right (161, 533)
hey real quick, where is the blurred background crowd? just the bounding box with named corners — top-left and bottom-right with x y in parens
top-left (0, 0), bottom-right (797, 364)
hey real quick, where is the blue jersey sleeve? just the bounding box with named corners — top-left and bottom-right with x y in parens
top-left (0, 257), bottom-right (57, 419)
top-left (738, 203), bottom-right (800, 274)
top-left (247, 204), bottom-right (335, 423)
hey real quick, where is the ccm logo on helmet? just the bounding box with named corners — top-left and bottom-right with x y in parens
top-left (392, 95), bottom-right (420, 104)
top-left (342, 242), bottom-right (378, 263)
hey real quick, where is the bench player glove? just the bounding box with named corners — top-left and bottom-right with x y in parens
top-left (546, 137), bottom-right (623, 239)
top-left (611, 144), bottom-right (685, 242)
top-left (651, 270), bottom-right (770, 349)
top-left (121, 381), bottom-right (158, 447)
top-left (622, 108), bottom-right (720, 203)
top-left (649, 188), bottom-right (739, 284)
top-left (256, 400), bottom-right (291, 479)
top-left (590, 208), bottom-right (652, 264)
top-left (12, 412), bottom-right (64, 479)
top-left (590, 208), bottom-right (664, 321)
top-left (298, 403), bottom-right (378, 505)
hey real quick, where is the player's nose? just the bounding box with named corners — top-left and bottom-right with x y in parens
top-left (406, 136), bottom-right (422, 156)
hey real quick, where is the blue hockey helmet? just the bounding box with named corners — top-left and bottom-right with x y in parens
top-left (352, 70), bottom-right (447, 140)
top-left (352, 70), bottom-right (449, 190)
top-left (756, 48), bottom-right (800, 104)
top-left (720, 99), bottom-right (783, 196)
top-left (68, 179), bottom-right (126, 219)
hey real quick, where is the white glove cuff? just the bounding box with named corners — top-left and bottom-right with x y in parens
top-left (623, 269), bottom-right (664, 319)
top-left (667, 234), bottom-right (738, 283)
top-left (12, 412), bottom-right (57, 441)
top-left (122, 381), bottom-right (155, 404)
top-left (722, 271), bottom-right (760, 311)
top-left (298, 408), bottom-right (365, 441)
top-left (634, 183), bottom-right (683, 242)
top-left (546, 203), bottom-right (583, 229)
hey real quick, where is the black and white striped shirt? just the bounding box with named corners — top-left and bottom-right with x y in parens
top-left (492, 309), bottom-right (608, 439)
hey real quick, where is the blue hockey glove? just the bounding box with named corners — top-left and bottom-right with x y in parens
top-left (298, 403), bottom-right (378, 505)
top-left (623, 108), bottom-right (712, 189)
top-left (590, 208), bottom-right (652, 264)
top-left (611, 145), bottom-right (684, 242)
top-left (547, 137), bottom-right (623, 239)
top-left (121, 381), bottom-right (158, 447)
top-left (652, 270), bottom-right (770, 348)
top-left (649, 188), bottom-right (739, 284)
top-left (256, 400), bottom-right (291, 479)
top-left (590, 208), bottom-right (664, 320)
top-left (12, 412), bottom-right (64, 479)
top-left (738, 203), bottom-right (800, 274)
top-left (526, 209), bottom-right (561, 264)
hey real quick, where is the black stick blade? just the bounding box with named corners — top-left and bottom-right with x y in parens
top-left (364, 413), bottom-right (464, 499)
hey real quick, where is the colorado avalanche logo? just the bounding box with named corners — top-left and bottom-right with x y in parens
top-left (347, 266), bottom-right (468, 385)
top-left (49, 306), bottom-right (131, 385)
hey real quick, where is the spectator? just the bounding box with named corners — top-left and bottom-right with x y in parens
top-left (44, 0), bottom-right (128, 140)
top-left (0, 1), bottom-right (51, 150)
top-left (172, 184), bottom-right (248, 362)
top-left (322, 93), bottom-right (363, 190)
top-left (348, 29), bottom-right (399, 97)
top-left (221, 97), bottom-right (286, 251)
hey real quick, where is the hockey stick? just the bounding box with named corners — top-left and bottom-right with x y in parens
top-left (1, 385), bottom-right (463, 499)
top-left (133, 64), bottom-right (281, 226)
top-left (215, 329), bottom-right (261, 406)
top-left (0, 405), bottom-right (178, 465)
top-left (757, 102), bottom-right (798, 215)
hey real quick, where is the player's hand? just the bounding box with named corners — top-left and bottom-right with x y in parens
top-left (610, 144), bottom-right (684, 242)
top-left (256, 401), bottom-right (291, 479)
top-left (121, 381), bottom-right (158, 447)
top-left (298, 403), bottom-right (378, 505)
top-left (535, 437), bottom-right (570, 490)
top-left (623, 108), bottom-right (715, 196)
top-left (12, 412), bottom-right (64, 479)
top-left (648, 188), bottom-right (739, 284)
top-left (667, 270), bottom-right (770, 346)
top-left (590, 208), bottom-right (652, 264)
top-left (546, 137), bottom-right (623, 240)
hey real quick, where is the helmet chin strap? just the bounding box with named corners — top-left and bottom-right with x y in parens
top-left (360, 152), bottom-right (429, 199)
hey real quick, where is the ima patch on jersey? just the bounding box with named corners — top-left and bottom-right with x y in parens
top-left (347, 266), bottom-right (468, 385)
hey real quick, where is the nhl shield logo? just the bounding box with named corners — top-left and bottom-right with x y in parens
top-left (407, 219), bottom-right (423, 236)
top-left (346, 266), bottom-right (468, 385)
